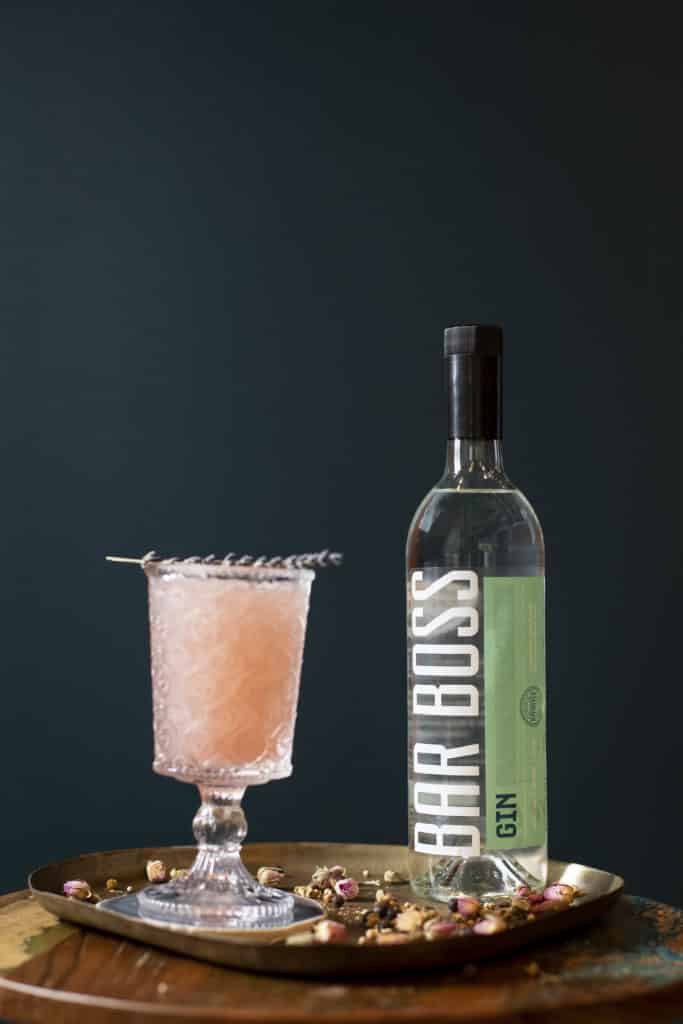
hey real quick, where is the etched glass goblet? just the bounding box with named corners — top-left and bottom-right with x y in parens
top-left (137, 560), bottom-right (314, 928)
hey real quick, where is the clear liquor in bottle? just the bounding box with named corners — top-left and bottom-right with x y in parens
top-left (406, 324), bottom-right (547, 901)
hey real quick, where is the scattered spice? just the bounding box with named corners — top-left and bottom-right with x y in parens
top-left (279, 863), bottom-right (579, 947)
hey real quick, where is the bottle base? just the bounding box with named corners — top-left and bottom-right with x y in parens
top-left (410, 851), bottom-right (547, 901)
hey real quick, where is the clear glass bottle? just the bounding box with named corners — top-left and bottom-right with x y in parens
top-left (406, 324), bottom-right (547, 901)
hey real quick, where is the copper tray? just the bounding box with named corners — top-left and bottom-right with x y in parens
top-left (29, 842), bottom-right (623, 977)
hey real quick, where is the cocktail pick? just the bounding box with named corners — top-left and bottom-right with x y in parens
top-left (106, 550), bottom-right (343, 569)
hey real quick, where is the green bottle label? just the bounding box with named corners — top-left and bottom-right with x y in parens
top-left (483, 577), bottom-right (547, 849)
top-left (408, 570), bottom-right (546, 857)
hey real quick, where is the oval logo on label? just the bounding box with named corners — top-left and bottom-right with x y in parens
top-left (520, 685), bottom-right (542, 726)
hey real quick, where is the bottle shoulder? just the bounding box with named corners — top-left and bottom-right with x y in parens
top-left (406, 478), bottom-right (544, 570)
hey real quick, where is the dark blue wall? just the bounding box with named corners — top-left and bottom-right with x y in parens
top-left (1, 2), bottom-right (681, 909)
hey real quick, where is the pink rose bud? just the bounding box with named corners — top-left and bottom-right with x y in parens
top-left (473, 914), bottom-right (507, 935)
top-left (256, 866), bottom-right (285, 886)
top-left (424, 920), bottom-right (460, 941)
top-left (334, 877), bottom-right (359, 900)
top-left (145, 859), bottom-right (168, 883)
top-left (456, 896), bottom-right (481, 918)
top-left (313, 919), bottom-right (348, 944)
top-left (543, 883), bottom-right (574, 903)
top-left (327, 865), bottom-right (346, 881)
top-left (516, 885), bottom-right (531, 897)
top-left (63, 879), bottom-right (92, 900)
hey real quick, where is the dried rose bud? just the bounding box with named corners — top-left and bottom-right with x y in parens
top-left (516, 885), bottom-right (531, 897)
top-left (257, 866), bottom-right (285, 886)
top-left (543, 883), bottom-right (574, 903)
top-left (105, 878), bottom-right (119, 891)
top-left (63, 880), bottom-right (92, 900)
top-left (313, 919), bottom-right (348, 944)
top-left (473, 914), bottom-right (507, 935)
top-left (334, 877), bottom-right (359, 901)
top-left (456, 897), bottom-right (481, 918)
top-left (424, 919), bottom-right (460, 941)
top-left (528, 891), bottom-right (544, 904)
top-left (327, 865), bottom-right (346, 881)
top-left (383, 869), bottom-right (404, 885)
top-left (145, 860), bottom-right (168, 883)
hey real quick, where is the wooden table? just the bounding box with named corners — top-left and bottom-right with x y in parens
top-left (1, 888), bottom-right (683, 1023)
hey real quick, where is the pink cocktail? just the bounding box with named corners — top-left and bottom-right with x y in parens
top-left (138, 560), bottom-right (315, 928)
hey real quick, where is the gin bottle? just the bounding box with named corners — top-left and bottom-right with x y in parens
top-left (406, 324), bottom-right (547, 900)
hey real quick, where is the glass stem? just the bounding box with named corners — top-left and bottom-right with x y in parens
top-left (189, 787), bottom-right (255, 890)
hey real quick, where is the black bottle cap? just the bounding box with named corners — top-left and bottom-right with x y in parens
top-left (444, 323), bottom-right (503, 439)
top-left (444, 323), bottom-right (503, 357)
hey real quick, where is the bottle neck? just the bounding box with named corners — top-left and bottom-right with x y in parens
top-left (445, 438), bottom-right (506, 481)
top-left (446, 354), bottom-right (502, 440)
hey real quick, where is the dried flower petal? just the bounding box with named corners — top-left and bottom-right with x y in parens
top-left (383, 870), bottom-right (405, 884)
top-left (327, 865), bottom-right (346, 881)
top-left (105, 878), bottom-right (118, 891)
top-left (169, 868), bottom-right (189, 881)
top-left (63, 880), bottom-right (91, 900)
top-left (334, 877), bottom-right (359, 900)
top-left (145, 860), bottom-right (168, 883)
top-left (313, 919), bottom-right (348, 944)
